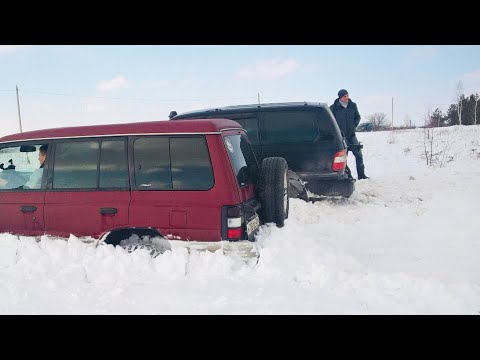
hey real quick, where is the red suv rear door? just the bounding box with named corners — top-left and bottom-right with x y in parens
top-left (128, 135), bottom-right (239, 242)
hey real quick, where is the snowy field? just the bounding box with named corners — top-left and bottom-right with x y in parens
top-left (1, 125), bottom-right (479, 314)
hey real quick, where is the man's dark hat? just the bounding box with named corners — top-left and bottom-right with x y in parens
top-left (338, 89), bottom-right (349, 98)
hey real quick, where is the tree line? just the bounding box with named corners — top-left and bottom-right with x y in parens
top-left (426, 92), bottom-right (479, 128)
top-left (363, 92), bottom-right (479, 131)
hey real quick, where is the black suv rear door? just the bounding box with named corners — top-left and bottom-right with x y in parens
top-left (258, 109), bottom-right (341, 174)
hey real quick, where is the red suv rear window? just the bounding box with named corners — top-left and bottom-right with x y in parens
top-left (224, 134), bottom-right (258, 187)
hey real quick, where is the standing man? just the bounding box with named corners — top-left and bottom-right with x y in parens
top-left (330, 89), bottom-right (369, 180)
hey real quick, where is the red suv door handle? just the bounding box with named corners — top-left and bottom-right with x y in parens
top-left (20, 205), bottom-right (37, 213)
top-left (99, 207), bottom-right (118, 215)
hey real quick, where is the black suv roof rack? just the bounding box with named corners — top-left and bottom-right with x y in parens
top-left (171, 102), bottom-right (330, 118)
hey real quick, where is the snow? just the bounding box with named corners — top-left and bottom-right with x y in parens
top-left (1, 125), bottom-right (479, 314)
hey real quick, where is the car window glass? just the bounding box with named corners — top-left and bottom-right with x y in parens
top-left (133, 137), bottom-right (171, 189)
top-left (0, 143), bottom-right (47, 190)
top-left (204, 113), bottom-right (259, 146)
top-left (53, 141), bottom-right (99, 189)
top-left (170, 137), bottom-right (213, 190)
top-left (228, 117), bottom-right (259, 145)
top-left (262, 110), bottom-right (335, 144)
top-left (219, 113), bottom-right (259, 145)
top-left (99, 140), bottom-right (128, 189)
top-left (224, 134), bottom-right (258, 186)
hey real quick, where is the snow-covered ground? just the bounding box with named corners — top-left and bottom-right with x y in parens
top-left (1, 125), bottom-right (479, 314)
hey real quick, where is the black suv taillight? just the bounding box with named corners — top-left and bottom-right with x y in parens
top-left (332, 150), bottom-right (347, 171)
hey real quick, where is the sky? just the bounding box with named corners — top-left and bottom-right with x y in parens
top-left (1, 45), bottom-right (480, 137)
top-left (1, 125), bottom-right (479, 314)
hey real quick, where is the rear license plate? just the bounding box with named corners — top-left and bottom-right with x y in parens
top-left (246, 215), bottom-right (260, 236)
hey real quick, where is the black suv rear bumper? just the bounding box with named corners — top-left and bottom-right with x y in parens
top-left (304, 177), bottom-right (355, 198)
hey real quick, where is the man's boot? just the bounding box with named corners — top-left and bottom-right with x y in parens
top-left (357, 165), bottom-right (369, 180)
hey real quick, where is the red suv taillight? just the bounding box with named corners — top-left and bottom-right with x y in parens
top-left (332, 150), bottom-right (347, 171)
top-left (227, 228), bottom-right (243, 239)
top-left (225, 205), bottom-right (244, 240)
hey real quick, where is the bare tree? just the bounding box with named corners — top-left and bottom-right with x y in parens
top-left (421, 109), bottom-right (453, 167)
top-left (426, 108), bottom-right (444, 128)
top-left (422, 127), bottom-right (434, 166)
top-left (403, 114), bottom-right (413, 128)
top-left (475, 93), bottom-right (479, 125)
top-left (366, 112), bottom-right (388, 129)
top-left (424, 108), bottom-right (436, 128)
top-left (456, 81), bottom-right (464, 125)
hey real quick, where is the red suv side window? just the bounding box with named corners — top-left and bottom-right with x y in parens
top-left (133, 136), bottom-right (214, 190)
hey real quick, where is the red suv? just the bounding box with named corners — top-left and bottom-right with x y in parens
top-left (0, 119), bottom-right (288, 253)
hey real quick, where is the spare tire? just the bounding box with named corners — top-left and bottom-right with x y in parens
top-left (258, 157), bottom-right (289, 228)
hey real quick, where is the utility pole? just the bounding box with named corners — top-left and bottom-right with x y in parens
top-left (16, 85), bottom-right (23, 133)
top-left (391, 97), bottom-right (394, 129)
top-left (258, 92), bottom-right (260, 105)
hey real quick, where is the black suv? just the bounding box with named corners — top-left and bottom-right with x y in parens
top-left (170, 102), bottom-right (354, 198)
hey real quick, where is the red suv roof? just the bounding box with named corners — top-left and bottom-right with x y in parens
top-left (0, 118), bottom-right (242, 142)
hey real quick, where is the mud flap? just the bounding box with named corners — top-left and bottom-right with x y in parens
top-left (288, 170), bottom-right (309, 201)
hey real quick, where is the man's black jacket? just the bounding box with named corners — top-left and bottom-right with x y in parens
top-left (329, 98), bottom-right (361, 138)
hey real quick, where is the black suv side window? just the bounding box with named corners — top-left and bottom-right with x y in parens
top-left (261, 110), bottom-right (335, 144)
top-left (133, 136), bottom-right (214, 190)
top-left (212, 113), bottom-right (259, 145)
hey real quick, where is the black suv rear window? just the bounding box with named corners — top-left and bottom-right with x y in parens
top-left (224, 134), bottom-right (258, 187)
top-left (261, 109), bottom-right (335, 144)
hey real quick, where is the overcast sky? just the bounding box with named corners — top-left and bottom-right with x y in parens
top-left (1, 45), bottom-right (479, 136)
